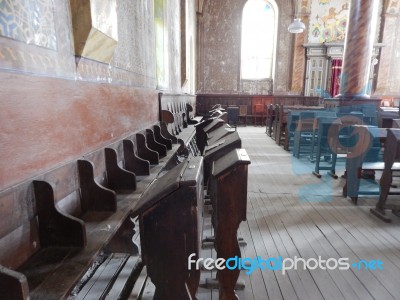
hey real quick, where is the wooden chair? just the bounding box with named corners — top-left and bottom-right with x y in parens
top-left (362, 104), bottom-right (378, 125)
top-left (309, 111), bottom-right (337, 162)
top-left (293, 111), bottom-right (316, 158)
top-left (253, 103), bottom-right (265, 126)
top-left (238, 105), bottom-right (248, 125)
top-left (312, 117), bottom-right (341, 178)
top-left (265, 104), bottom-right (275, 136)
top-left (227, 106), bottom-right (239, 130)
top-left (275, 105), bottom-right (288, 146)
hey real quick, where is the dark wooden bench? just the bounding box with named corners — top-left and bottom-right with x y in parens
top-left (159, 93), bottom-right (197, 136)
top-left (206, 148), bottom-right (250, 299)
top-left (136, 155), bottom-right (204, 300)
top-left (343, 126), bottom-right (400, 204)
top-left (0, 119), bottom-right (200, 299)
top-left (370, 128), bottom-right (400, 222)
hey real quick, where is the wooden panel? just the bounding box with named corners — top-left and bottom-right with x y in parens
top-left (0, 219), bottom-right (40, 269)
top-left (0, 189), bottom-right (27, 239)
top-left (40, 163), bottom-right (80, 205)
top-left (0, 72), bottom-right (158, 191)
top-left (196, 94), bottom-right (320, 115)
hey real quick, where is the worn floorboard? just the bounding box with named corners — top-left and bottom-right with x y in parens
top-left (192, 126), bottom-right (400, 300)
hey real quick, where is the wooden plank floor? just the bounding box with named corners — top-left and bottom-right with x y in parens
top-left (196, 126), bottom-right (400, 300)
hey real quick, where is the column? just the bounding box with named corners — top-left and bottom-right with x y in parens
top-left (339, 0), bottom-right (379, 99)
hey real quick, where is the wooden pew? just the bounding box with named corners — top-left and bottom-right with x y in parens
top-left (207, 149), bottom-right (251, 300)
top-left (312, 117), bottom-right (341, 178)
top-left (293, 111), bottom-right (316, 158)
top-left (0, 157), bottom-right (124, 299)
top-left (370, 128), bottom-right (400, 222)
top-left (159, 93), bottom-right (197, 136)
top-left (342, 126), bottom-right (400, 204)
top-left (135, 156), bottom-right (204, 300)
top-left (265, 104), bottom-right (275, 136)
top-left (0, 120), bottom-right (199, 299)
top-left (203, 131), bottom-right (242, 185)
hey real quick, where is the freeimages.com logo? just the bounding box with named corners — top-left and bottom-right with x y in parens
top-left (188, 254), bottom-right (383, 275)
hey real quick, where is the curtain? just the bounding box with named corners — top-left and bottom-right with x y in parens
top-left (330, 59), bottom-right (342, 97)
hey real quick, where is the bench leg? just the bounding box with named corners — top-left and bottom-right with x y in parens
top-left (215, 230), bottom-right (241, 300)
top-left (371, 167), bottom-right (393, 222)
top-left (140, 198), bottom-right (195, 300)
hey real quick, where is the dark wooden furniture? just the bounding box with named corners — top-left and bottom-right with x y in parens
top-left (0, 116), bottom-right (201, 299)
top-left (370, 128), bottom-right (400, 222)
top-left (159, 93), bottom-right (197, 135)
top-left (342, 126), bottom-right (388, 204)
top-left (227, 106), bottom-right (239, 129)
top-left (196, 94), bottom-right (320, 122)
top-left (273, 105), bottom-right (325, 151)
top-left (265, 104), bottom-right (275, 136)
top-left (252, 103), bottom-right (265, 126)
top-left (137, 156), bottom-right (203, 300)
top-left (293, 111), bottom-right (316, 158)
top-left (208, 149), bottom-right (251, 300)
top-left (195, 118), bottom-right (224, 155)
top-left (273, 105), bottom-right (284, 144)
top-left (238, 105), bottom-right (248, 125)
top-left (203, 131), bottom-right (242, 185)
top-left (312, 117), bottom-right (341, 178)
top-left (309, 111), bottom-right (338, 162)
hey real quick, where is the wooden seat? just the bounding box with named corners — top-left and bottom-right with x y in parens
top-left (293, 111), bottom-right (316, 158)
top-left (273, 105), bottom-right (284, 144)
top-left (227, 106), bottom-right (239, 129)
top-left (137, 156), bottom-right (204, 300)
top-left (207, 149), bottom-right (250, 300)
top-left (283, 110), bottom-right (299, 151)
top-left (253, 103), bottom-right (265, 126)
top-left (265, 104), bottom-right (275, 136)
top-left (312, 117), bottom-right (341, 178)
top-left (309, 111), bottom-right (337, 162)
top-left (238, 105), bottom-right (248, 125)
top-left (343, 126), bottom-right (387, 204)
top-left (336, 112), bottom-right (364, 155)
top-left (371, 128), bottom-right (400, 222)
top-left (0, 121), bottom-right (200, 299)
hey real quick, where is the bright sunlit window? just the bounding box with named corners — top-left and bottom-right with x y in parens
top-left (241, 0), bottom-right (278, 80)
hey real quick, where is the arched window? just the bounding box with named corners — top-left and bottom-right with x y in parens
top-left (241, 0), bottom-right (278, 80)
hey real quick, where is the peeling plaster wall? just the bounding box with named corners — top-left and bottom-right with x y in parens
top-left (0, 0), bottom-right (198, 190)
top-left (162, 0), bottom-right (197, 94)
top-left (375, 10), bottom-right (400, 96)
top-left (198, 0), bottom-right (293, 95)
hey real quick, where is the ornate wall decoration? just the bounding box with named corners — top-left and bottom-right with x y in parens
top-left (300, 0), bottom-right (312, 14)
top-left (308, 0), bottom-right (349, 43)
top-left (387, 0), bottom-right (400, 14)
top-left (70, 0), bottom-right (118, 64)
top-left (0, 0), bottom-right (57, 50)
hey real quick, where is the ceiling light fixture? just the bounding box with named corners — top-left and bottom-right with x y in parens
top-left (288, 18), bottom-right (306, 34)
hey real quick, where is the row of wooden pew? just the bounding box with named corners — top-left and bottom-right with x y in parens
top-left (194, 107), bottom-right (251, 300)
top-left (0, 118), bottom-right (199, 299)
top-left (265, 102), bottom-right (400, 222)
top-left (0, 98), bottom-right (251, 299)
